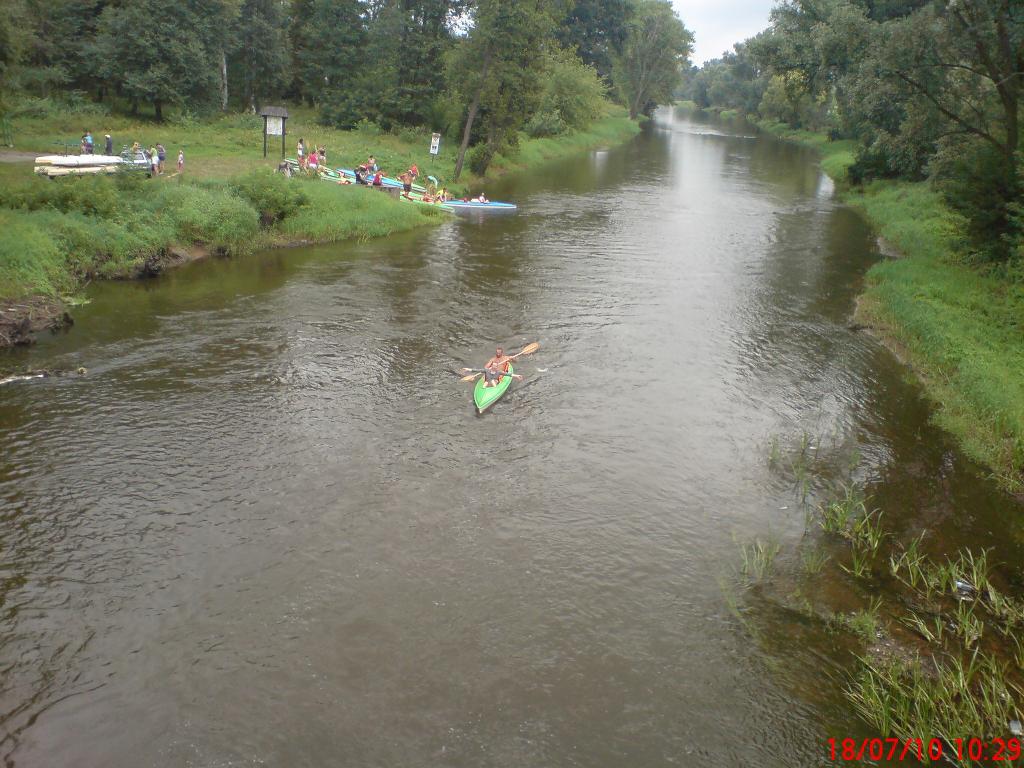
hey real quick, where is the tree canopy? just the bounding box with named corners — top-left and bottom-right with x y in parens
top-left (679, 0), bottom-right (1023, 262)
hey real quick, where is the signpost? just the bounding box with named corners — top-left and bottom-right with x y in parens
top-left (260, 106), bottom-right (289, 159)
top-left (429, 133), bottom-right (441, 156)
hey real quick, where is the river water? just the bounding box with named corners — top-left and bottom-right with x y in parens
top-left (1, 108), bottom-right (1022, 767)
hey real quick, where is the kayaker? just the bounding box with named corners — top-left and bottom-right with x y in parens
top-left (482, 347), bottom-right (523, 388)
top-left (477, 193), bottom-right (489, 203)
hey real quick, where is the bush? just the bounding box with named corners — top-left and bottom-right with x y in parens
top-left (0, 173), bottom-right (122, 218)
top-left (153, 185), bottom-right (259, 253)
top-left (526, 48), bottom-right (608, 137)
top-left (524, 109), bottom-right (568, 138)
top-left (932, 140), bottom-right (1022, 263)
top-left (469, 143), bottom-right (496, 176)
top-left (230, 171), bottom-right (309, 225)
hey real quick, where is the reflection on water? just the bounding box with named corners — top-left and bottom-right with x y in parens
top-left (0, 106), bottom-right (1020, 767)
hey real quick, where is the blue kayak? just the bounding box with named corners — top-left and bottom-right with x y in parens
top-left (442, 200), bottom-right (517, 213)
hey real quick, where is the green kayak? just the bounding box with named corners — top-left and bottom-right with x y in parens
top-left (473, 365), bottom-right (514, 413)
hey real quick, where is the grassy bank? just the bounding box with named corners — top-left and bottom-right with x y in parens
top-left (0, 167), bottom-right (443, 301)
top-left (0, 104), bottom-right (640, 346)
top-left (749, 118), bottom-right (1024, 489)
top-left (4, 101), bottom-right (638, 189)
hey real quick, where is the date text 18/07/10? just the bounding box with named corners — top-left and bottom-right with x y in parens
top-left (828, 737), bottom-right (1023, 763)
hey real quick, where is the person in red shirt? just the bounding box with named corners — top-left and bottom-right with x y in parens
top-left (372, 171), bottom-right (384, 187)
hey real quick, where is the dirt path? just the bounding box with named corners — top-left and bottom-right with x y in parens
top-left (0, 151), bottom-right (38, 163)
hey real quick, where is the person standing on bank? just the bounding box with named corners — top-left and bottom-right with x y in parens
top-left (104, 133), bottom-right (113, 155)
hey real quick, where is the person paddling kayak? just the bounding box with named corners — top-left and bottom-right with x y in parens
top-left (482, 347), bottom-right (524, 388)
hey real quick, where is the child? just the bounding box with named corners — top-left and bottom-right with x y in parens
top-left (177, 149), bottom-right (184, 174)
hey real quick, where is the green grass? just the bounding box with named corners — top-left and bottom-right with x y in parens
top-left (5, 103), bottom-right (638, 191)
top-left (753, 118), bottom-right (1024, 489)
top-left (0, 104), bottom-right (640, 307)
top-left (275, 182), bottom-right (445, 242)
top-left (490, 115), bottom-right (639, 178)
top-left (0, 168), bottom-right (440, 299)
top-left (848, 652), bottom-right (1022, 761)
top-left (852, 184), bottom-right (1024, 487)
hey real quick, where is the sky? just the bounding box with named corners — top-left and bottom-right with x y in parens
top-left (672, 0), bottom-right (776, 65)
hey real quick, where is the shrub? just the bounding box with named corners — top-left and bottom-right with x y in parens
top-left (230, 171), bottom-right (309, 225)
top-left (526, 49), bottom-right (608, 138)
top-left (153, 185), bottom-right (259, 253)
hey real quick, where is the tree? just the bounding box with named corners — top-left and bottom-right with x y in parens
top-left (385, 0), bottom-right (463, 127)
top-left (447, 0), bottom-right (557, 179)
top-left (557, 0), bottom-right (632, 83)
top-left (523, 47), bottom-right (607, 136)
top-left (290, 0), bottom-right (365, 110)
top-left (612, 0), bottom-right (693, 119)
top-left (230, 0), bottom-right (290, 111)
top-left (92, 0), bottom-right (239, 119)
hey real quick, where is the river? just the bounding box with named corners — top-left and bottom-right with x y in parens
top-left (1, 107), bottom-right (1022, 767)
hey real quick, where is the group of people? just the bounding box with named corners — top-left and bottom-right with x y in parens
top-left (129, 141), bottom-right (184, 175)
top-left (79, 130), bottom-right (113, 156)
top-left (296, 139), bottom-right (328, 171)
top-left (288, 145), bottom-right (500, 206)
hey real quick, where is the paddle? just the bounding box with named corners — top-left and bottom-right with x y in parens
top-left (459, 342), bottom-right (540, 382)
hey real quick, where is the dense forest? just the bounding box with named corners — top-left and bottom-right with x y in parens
top-left (0, 0), bottom-right (693, 176)
top-left (680, 0), bottom-right (1022, 266)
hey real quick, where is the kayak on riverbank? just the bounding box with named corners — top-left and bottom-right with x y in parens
top-left (282, 159), bottom-right (519, 213)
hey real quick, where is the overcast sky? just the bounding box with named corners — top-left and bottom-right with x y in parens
top-left (673, 0), bottom-right (776, 65)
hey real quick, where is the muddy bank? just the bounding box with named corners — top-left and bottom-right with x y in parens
top-left (0, 297), bottom-right (72, 348)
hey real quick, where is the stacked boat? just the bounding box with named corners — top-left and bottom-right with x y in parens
top-left (283, 159), bottom-right (517, 213)
top-left (34, 153), bottom-right (150, 177)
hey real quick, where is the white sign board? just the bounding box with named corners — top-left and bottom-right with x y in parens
top-left (266, 116), bottom-right (284, 136)
top-left (429, 133), bottom-right (441, 155)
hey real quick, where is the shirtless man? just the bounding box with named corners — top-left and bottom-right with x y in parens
top-left (482, 347), bottom-right (524, 388)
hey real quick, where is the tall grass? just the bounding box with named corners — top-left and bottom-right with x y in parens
top-left (0, 168), bottom-right (441, 298)
top-left (848, 652), bottom-right (1022, 763)
top-left (854, 187), bottom-right (1024, 487)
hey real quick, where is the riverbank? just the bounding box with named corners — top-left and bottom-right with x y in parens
top-left (0, 108), bottom-right (639, 350)
top-left (750, 116), bottom-right (1024, 490)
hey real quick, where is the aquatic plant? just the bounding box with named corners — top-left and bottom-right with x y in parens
top-left (817, 483), bottom-right (866, 536)
top-left (740, 537), bottom-right (781, 581)
top-left (841, 547), bottom-right (872, 580)
top-left (848, 651), bottom-right (1023, 765)
top-left (901, 611), bottom-right (946, 646)
top-left (826, 600), bottom-right (885, 642)
top-left (800, 546), bottom-right (830, 576)
top-left (889, 533), bottom-right (928, 590)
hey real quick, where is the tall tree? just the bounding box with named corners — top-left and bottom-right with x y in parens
top-left (612, 0), bottom-right (693, 118)
top-left (447, 0), bottom-right (557, 179)
top-left (230, 0), bottom-right (290, 110)
top-left (557, 0), bottom-right (632, 82)
top-left (290, 0), bottom-right (365, 110)
top-left (92, 0), bottom-right (239, 119)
